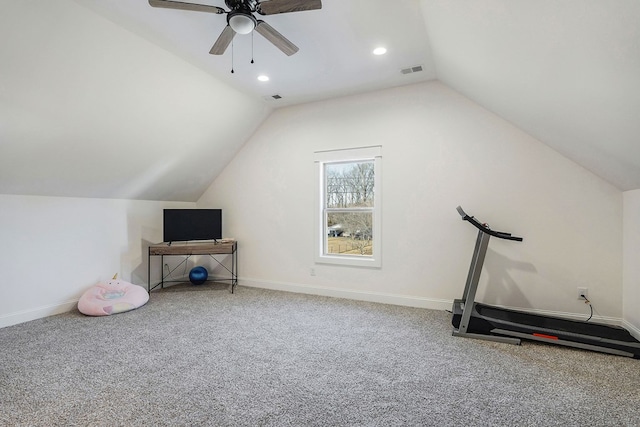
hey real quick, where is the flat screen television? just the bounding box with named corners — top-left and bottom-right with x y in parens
top-left (163, 209), bottom-right (222, 243)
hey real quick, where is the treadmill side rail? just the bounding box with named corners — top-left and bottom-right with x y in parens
top-left (491, 329), bottom-right (635, 358)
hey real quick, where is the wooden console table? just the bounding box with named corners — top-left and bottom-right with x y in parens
top-left (147, 240), bottom-right (237, 293)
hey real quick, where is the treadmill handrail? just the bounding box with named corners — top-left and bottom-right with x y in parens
top-left (456, 206), bottom-right (523, 241)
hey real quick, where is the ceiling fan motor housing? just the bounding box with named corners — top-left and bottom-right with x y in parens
top-left (225, 0), bottom-right (258, 12)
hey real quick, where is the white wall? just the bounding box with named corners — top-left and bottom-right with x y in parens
top-left (0, 194), bottom-right (193, 328)
top-left (623, 190), bottom-right (640, 337)
top-left (198, 81), bottom-right (624, 321)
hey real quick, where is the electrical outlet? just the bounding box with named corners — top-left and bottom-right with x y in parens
top-left (577, 287), bottom-right (588, 300)
top-left (310, 268), bottom-right (316, 276)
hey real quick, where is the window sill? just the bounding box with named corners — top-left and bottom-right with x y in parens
top-left (315, 254), bottom-right (381, 268)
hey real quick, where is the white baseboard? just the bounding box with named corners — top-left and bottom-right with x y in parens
top-left (239, 278), bottom-right (628, 328)
top-left (3, 282), bottom-right (635, 342)
top-left (0, 300), bottom-right (78, 329)
top-left (240, 277), bottom-right (453, 311)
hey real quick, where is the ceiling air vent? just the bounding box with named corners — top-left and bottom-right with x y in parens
top-left (401, 65), bottom-right (423, 75)
top-left (272, 94), bottom-right (282, 100)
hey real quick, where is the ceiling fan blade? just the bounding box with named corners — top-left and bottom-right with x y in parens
top-left (255, 20), bottom-right (299, 56)
top-left (210, 25), bottom-right (236, 55)
top-left (148, 0), bottom-right (225, 14)
top-left (257, 0), bottom-right (322, 15)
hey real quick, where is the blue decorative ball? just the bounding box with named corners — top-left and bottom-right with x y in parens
top-left (189, 266), bottom-right (208, 285)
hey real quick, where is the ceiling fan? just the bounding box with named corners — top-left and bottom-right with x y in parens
top-left (148, 0), bottom-right (322, 56)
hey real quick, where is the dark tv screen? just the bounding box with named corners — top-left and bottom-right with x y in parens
top-left (163, 209), bottom-right (222, 242)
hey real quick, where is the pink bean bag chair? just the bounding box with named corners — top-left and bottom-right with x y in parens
top-left (78, 275), bottom-right (149, 316)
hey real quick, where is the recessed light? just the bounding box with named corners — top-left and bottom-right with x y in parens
top-left (373, 47), bottom-right (387, 56)
top-left (257, 75), bottom-right (270, 82)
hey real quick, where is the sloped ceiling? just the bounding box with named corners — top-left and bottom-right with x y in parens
top-left (420, 0), bottom-right (640, 191)
top-left (1, 1), bottom-right (639, 202)
top-left (0, 1), bottom-right (270, 201)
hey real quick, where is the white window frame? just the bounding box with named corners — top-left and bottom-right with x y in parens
top-left (314, 146), bottom-right (382, 268)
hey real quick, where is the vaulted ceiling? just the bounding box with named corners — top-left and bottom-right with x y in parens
top-left (422, 1), bottom-right (640, 191)
top-left (2, 1), bottom-right (639, 201)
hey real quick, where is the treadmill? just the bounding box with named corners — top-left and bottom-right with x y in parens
top-left (452, 206), bottom-right (640, 359)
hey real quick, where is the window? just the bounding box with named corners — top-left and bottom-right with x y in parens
top-left (314, 146), bottom-right (382, 267)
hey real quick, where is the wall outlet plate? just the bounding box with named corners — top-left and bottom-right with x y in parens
top-left (577, 287), bottom-right (588, 299)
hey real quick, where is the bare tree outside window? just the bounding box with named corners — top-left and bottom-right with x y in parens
top-left (324, 161), bottom-right (374, 256)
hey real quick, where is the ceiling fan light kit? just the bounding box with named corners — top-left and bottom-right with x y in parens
top-left (228, 12), bottom-right (256, 35)
top-left (149, 0), bottom-right (322, 59)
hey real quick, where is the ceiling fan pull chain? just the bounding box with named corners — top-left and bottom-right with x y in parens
top-left (251, 31), bottom-right (255, 64)
top-left (231, 38), bottom-right (235, 74)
